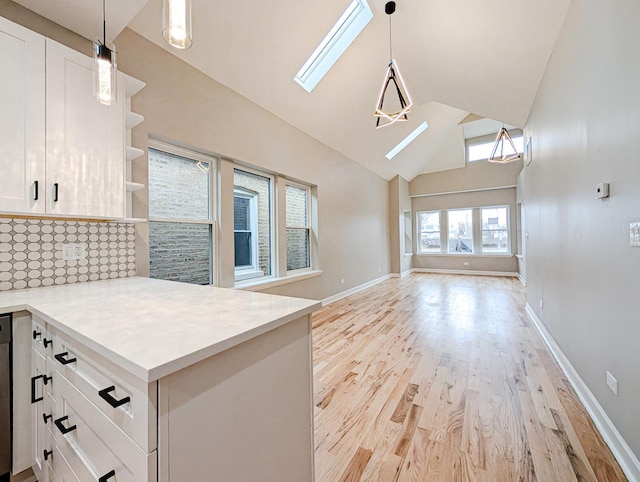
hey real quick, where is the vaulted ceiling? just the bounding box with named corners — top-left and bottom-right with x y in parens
top-left (14, 0), bottom-right (572, 180)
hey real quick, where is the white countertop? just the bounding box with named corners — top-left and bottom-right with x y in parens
top-left (0, 277), bottom-right (321, 382)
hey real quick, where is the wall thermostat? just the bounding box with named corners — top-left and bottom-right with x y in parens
top-left (595, 182), bottom-right (610, 199)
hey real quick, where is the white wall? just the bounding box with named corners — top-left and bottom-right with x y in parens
top-left (522, 0), bottom-right (640, 459)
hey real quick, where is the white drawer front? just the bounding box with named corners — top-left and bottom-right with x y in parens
top-left (49, 327), bottom-right (157, 452)
top-left (49, 443), bottom-right (81, 482)
top-left (51, 370), bottom-right (156, 482)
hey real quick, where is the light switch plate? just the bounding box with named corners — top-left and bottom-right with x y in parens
top-left (630, 222), bottom-right (640, 247)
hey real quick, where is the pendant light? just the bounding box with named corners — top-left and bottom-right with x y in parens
top-left (93, 0), bottom-right (117, 105)
top-left (163, 0), bottom-right (193, 49)
top-left (488, 127), bottom-right (521, 163)
top-left (374, 1), bottom-right (412, 129)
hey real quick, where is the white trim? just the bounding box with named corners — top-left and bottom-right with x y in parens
top-left (322, 274), bottom-right (392, 307)
top-left (410, 185), bottom-right (516, 198)
top-left (413, 268), bottom-right (518, 277)
top-left (518, 273), bottom-right (527, 286)
top-left (391, 269), bottom-right (413, 278)
top-left (415, 253), bottom-right (514, 258)
top-left (525, 304), bottom-right (640, 482)
top-left (235, 270), bottom-right (323, 292)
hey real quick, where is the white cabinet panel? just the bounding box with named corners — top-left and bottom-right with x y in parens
top-left (0, 17), bottom-right (45, 214)
top-left (46, 39), bottom-right (124, 219)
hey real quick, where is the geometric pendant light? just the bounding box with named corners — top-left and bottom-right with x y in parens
top-left (374, 1), bottom-right (412, 128)
top-left (163, 0), bottom-right (193, 49)
top-left (93, 0), bottom-right (117, 105)
top-left (488, 127), bottom-right (521, 163)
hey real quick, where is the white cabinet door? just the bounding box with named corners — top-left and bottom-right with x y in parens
top-left (0, 17), bottom-right (45, 214)
top-left (46, 39), bottom-right (124, 219)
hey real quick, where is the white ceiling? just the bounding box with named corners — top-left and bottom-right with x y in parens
top-left (15, 0), bottom-right (572, 181)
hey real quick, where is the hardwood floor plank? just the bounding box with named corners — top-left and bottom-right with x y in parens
top-left (312, 274), bottom-right (627, 481)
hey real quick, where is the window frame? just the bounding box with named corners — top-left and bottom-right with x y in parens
top-left (233, 187), bottom-right (263, 281)
top-left (416, 210), bottom-right (442, 254)
top-left (233, 165), bottom-right (276, 284)
top-left (285, 181), bottom-right (313, 274)
top-left (147, 139), bottom-right (217, 285)
top-left (480, 205), bottom-right (511, 255)
top-left (447, 208), bottom-right (474, 254)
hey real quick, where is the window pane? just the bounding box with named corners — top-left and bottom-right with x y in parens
top-left (468, 135), bottom-right (523, 162)
top-left (448, 209), bottom-right (473, 253)
top-left (149, 221), bottom-right (211, 285)
top-left (482, 207), bottom-right (509, 253)
top-left (287, 228), bottom-right (310, 270)
top-left (234, 169), bottom-right (272, 278)
top-left (286, 185), bottom-right (308, 226)
top-left (418, 212), bottom-right (440, 253)
top-left (233, 196), bottom-right (251, 231)
top-left (234, 231), bottom-right (252, 267)
top-left (148, 148), bottom-right (210, 220)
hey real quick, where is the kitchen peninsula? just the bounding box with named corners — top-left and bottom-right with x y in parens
top-left (1, 277), bottom-right (320, 482)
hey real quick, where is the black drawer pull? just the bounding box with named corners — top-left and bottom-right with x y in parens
top-left (53, 183), bottom-right (59, 202)
top-left (55, 352), bottom-right (77, 365)
top-left (43, 449), bottom-right (52, 461)
top-left (43, 374), bottom-right (52, 386)
top-left (33, 329), bottom-right (41, 340)
top-left (54, 416), bottom-right (76, 435)
top-left (43, 338), bottom-right (52, 348)
top-left (99, 470), bottom-right (116, 482)
top-left (98, 386), bottom-right (130, 408)
top-left (34, 180), bottom-right (39, 201)
top-left (43, 413), bottom-right (52, 424)
top-left (31, 375), bottom-right (44, 403)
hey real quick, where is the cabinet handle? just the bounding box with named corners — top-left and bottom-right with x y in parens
top-left (53, 183), bottom-right (59, 202)
top-left (43, 413), bottom-right (52, 424)
top-left (43, 374), bottom-right (52, 386)
top-left (98, 386), bottom-right (130, 408)
top-left (54, 416), bottom-right (76, 435)
top-left (98, 470), bottom-right (116, 482)
top-left (31, 375), bottom-right (44, 403)
top-left (33, 329), bottom-right (41, 340)
top-left (43, 338), bottom-right (52, 348)
top-left (34, 180), bottom-right (39, 201)
top-left (43, 449), bottom-right (53, 462)
top-left (55, 351), bottom-right (77, 365)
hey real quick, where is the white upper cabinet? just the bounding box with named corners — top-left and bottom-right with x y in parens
top-left (0, 17), bottom-right (46, 214)
top-left (45, 39), bottom-right (124, 219)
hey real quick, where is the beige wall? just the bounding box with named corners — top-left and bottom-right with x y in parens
top-left (522, 0), bottom-right (640, 459)
top-left (410, 160), bottom-right (521, 274)
top-left (114, 28), bottom-right (390, 301)
top-left (388, 175), bottom-right (412, 275)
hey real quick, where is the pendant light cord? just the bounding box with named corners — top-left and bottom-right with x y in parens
top-left (102, 0), bottom-right (106, 45)
top-left (389, 14), bottom-right (393, 61)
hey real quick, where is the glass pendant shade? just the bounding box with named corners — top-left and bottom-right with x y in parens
top-left (163, 0), bottom-right (193, 49)
top-left (93, 41), bottom-right (117, 105)
top-left (374, 59), bottom-right (412, 128)
top-left (488, 127), bottom-right (521, 163)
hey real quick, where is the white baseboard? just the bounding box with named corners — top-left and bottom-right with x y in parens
top-left (518, 273), bottom-right (527, 286)
top-left (390, 269), bottom-right (413, 278)
top-left (525, 304), bottom-right (640, 482)
top-left (412, 268), bottom-right (518, 278)
top-left (322, 274), bottom-right (392, 306)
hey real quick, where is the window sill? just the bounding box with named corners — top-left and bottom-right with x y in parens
top-left (415, 253), bottom-right (514, 258)
top-left (234, 270), bottom-right (323, 292)
top-left (403, 253), bottom-right (413, 257)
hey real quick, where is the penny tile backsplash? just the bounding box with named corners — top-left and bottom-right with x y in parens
top-left (0, 218), bottom-right (136, 292)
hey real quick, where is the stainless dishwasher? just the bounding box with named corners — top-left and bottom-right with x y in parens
top-left (0, 313), bottom-right (11, 482)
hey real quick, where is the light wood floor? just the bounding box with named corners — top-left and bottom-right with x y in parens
top-left (312, 273), bottom-right (626, 481)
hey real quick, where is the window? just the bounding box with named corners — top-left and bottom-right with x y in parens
top-left (294, 0), bottom-right (373, 93)
top-left (466, 130), bottom-right (524, 162)
top-left (481, 206), bottom-right (510, 254)
top-left (234, 168), bottom-right (273, 281)
top-left (448, 209), bottom-right (473, 254)
top-left (148, 144), bottom-right (215, 285)
top-left (286, 184), bottom-right (311, 271)
top-left (417, 211), bottom-right (441, 254)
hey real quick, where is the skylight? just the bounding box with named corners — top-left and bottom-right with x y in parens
top-left (294, 0), bottom-right (373, 93)
top-left (386, 122), bottom-right (429, 160)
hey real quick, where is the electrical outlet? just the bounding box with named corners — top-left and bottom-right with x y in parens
top-left (607, 371), bottom-right (618, 395)
top-left (463, 262), bottom-right (470, 266)
top-left (62, 243), bottom-right (87, 261)
top-left (340, 279), bottom-right (344, 284)
top-left (539, 299), bottom-right (544, 310)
